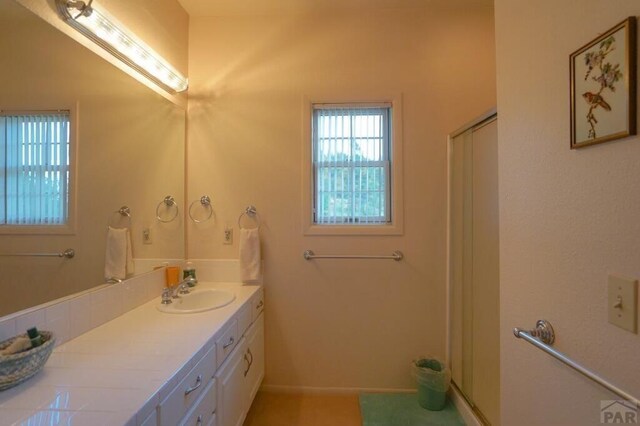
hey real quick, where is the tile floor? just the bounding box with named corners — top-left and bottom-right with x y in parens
top-left (243, 391), bottom-right (362, 426)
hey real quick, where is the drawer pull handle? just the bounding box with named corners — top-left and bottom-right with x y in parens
top-left (244, 352), bottom-right (251, 377)
top-left (247, 348), bottom-right (254, 366)
top-left (223, 336), bottom-right (235, 349)
top-left (244, 348), bottom-right (254, 377)
top-left (196, 415), bottom-right (203, 425)
top-left (185, 374), bottom-right (202, 396)
top-left (256, 300), bottom-right (264, 309)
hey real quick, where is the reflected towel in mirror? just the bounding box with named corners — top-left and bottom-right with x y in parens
top-left (104, 226), bottom-right (134, 280)
top-left (239, 228), bottom-right (261, 282)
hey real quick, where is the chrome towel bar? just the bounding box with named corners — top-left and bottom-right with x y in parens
top-left (303, 250), bottom-right (403, 261)
top-left (514, 320), bottom-right (639, 406)
top-left (0, 248), bottom-right (75, 259)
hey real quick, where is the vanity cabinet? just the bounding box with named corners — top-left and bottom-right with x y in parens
top-left (215, 314), bottom-right (265, 426)
top-left (150, 289), bottom-right (264, 426)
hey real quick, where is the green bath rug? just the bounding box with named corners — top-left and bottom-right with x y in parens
top-left (359, 393), bottom-right (465, 426)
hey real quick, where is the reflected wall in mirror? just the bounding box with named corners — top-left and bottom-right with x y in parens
top-left (0, 0), bottom-right (185, 317)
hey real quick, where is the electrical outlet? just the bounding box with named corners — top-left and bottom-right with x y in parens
top-left (608, 275), bottom-right (637, 333)
top-left (224, 227), bottom-right (233, 245)
top-left (142, 228), bottom-right (152, 245)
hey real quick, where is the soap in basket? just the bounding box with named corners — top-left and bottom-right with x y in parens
top-left (0, 331), bottom-right (56, 391)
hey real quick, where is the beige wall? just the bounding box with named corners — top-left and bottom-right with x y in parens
top-left (188, 5), bottom-right (496, 389)
top-left (0, 2), bottom-right (185, 316)
top-left (496, 2), bottom-right (640, 424)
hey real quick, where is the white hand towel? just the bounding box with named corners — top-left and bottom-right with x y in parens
top-left (239, 228), bottom-right (261, 282)
top-left (126, 228), bottom-right (135, 276)
top-left (104, 226), bottom-right (133, 280)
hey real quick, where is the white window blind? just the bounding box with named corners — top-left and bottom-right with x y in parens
top-left (0, 112), bottom-right (70, 225)
top-left (312, 104), bottom-right (391, 225)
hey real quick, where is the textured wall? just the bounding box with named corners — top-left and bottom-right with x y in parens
top-left (187, 4), bottom-right (496, 389)
top-left (496, 2), bottom-right (640, 424)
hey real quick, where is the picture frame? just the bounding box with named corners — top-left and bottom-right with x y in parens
top-left (570, 17), bottom-right (637, 149)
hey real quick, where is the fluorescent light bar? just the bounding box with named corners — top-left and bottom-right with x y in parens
top-left (56, 0), bottom-right (188, 93)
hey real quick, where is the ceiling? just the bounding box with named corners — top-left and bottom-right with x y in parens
top-left (178, 0), bottom-right (493, 17)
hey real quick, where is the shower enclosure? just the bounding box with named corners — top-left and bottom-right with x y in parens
top-left (448, 111), bottom-right (499, 425)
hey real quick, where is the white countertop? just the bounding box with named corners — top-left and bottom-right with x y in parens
top-left (0, 282), bottom-right (261, 426)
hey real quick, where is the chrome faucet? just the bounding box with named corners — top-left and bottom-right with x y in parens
top-left (160, 276), bottom-right (196, 305)
top-left (175, 276), bottom-right (195, 296)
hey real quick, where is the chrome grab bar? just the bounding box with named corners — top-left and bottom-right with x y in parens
top-left (0, 248), bottom-right (75, 259)
top-left (514, 320), bottom-right (639, 406)
top-left (303, 250), bottom-right (403, 261)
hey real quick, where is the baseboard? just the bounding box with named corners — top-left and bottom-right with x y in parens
top-left (450, 384), bottom-right (482, 426)
top-left (260, 384), bottom-right (416, 395)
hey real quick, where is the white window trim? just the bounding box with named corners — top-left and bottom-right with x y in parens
top-left (0, 104), bottom-right (78, 235)
top-left (302, 93), bottom-right (404, 236)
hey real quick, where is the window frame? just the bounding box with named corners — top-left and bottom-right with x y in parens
top-left (0, 106), bottom-right (77, 235)
top-left (312, 104), bottom-right (392, 225)
top-left (302, 94), bottom-right (404, 236)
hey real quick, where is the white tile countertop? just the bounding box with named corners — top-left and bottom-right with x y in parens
top-left (0, 282), bottom-right (261, 426)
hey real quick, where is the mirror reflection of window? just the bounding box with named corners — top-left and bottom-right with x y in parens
top-left (0, 111), bottom-right (71, 226)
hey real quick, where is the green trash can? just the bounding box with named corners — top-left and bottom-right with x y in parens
top-left (411, 357), bottom-right (451, 411)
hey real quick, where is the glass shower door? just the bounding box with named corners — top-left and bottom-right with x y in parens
top-left (449, 114), bottom-right (499, 425)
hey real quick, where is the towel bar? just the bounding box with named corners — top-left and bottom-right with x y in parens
top-left (514, 320), bottom-right (639, 405)
top-left (303, 250), bottom-right (403, 261)
top-left (0, 249), bottom-right (75, 259)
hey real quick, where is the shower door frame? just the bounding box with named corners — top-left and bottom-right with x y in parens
top-left (446, 108), bottom-right (498, 426)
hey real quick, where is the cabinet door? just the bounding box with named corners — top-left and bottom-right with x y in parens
top-left (215, 337), bottom-right (248, 426)
top-left (244, 313), bottom-right (264, 403)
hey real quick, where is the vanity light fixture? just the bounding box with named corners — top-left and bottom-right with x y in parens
top-left (55, 0), bottom-right (188, 93)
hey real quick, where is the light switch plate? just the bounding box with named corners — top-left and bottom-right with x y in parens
top-left (608, 275), bottom-right (637, 333)
top-left (223, 227), bottom-right (233, 245)
top-left (142, 228), bottom-right (152, 245)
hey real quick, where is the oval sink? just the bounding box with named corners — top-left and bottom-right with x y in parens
top-left (157, 289), bottom-right (236, 314)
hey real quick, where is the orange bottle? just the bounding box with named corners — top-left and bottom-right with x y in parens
top-left (165, 266), bottom-right (180, 287)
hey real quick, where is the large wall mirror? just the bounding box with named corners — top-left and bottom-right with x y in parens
top-left (0, 0), bottom-right (186, 317)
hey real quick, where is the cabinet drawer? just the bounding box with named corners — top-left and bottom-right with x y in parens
top-left (159, 345), bottom-right (217, 426)
top-left (180, 378), bottom-right (217, 426)
top-left (251, 289), bottom-right (264, 322)
top-left (237, 303), bottom-right (252, 337)
top-left (216, 320), bottom-right (238, 368)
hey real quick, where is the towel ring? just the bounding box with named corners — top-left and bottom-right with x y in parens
top-left (108, 206), bottom-right (131, 229)
top-left (189, 195), bottom-right (213, 223)
top-left (238, 205), bottom-right (260, 230)
top-left (156, 196), bottom-right (179, 223)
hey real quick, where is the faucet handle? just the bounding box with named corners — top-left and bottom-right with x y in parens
top-left (161, 288), bottom-right (173, 304)
top-left (178, 282), bottom-right (191, 295)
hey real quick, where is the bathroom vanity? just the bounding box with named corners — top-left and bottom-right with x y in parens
top-left (0, 281), bottom-right (264, 426)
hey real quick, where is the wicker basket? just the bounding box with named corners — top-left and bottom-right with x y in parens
top-left (0, 331), bottom-right (55, 391)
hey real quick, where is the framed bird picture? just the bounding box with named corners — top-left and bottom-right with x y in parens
top-left (570, 17), bottom-right (637, 149)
